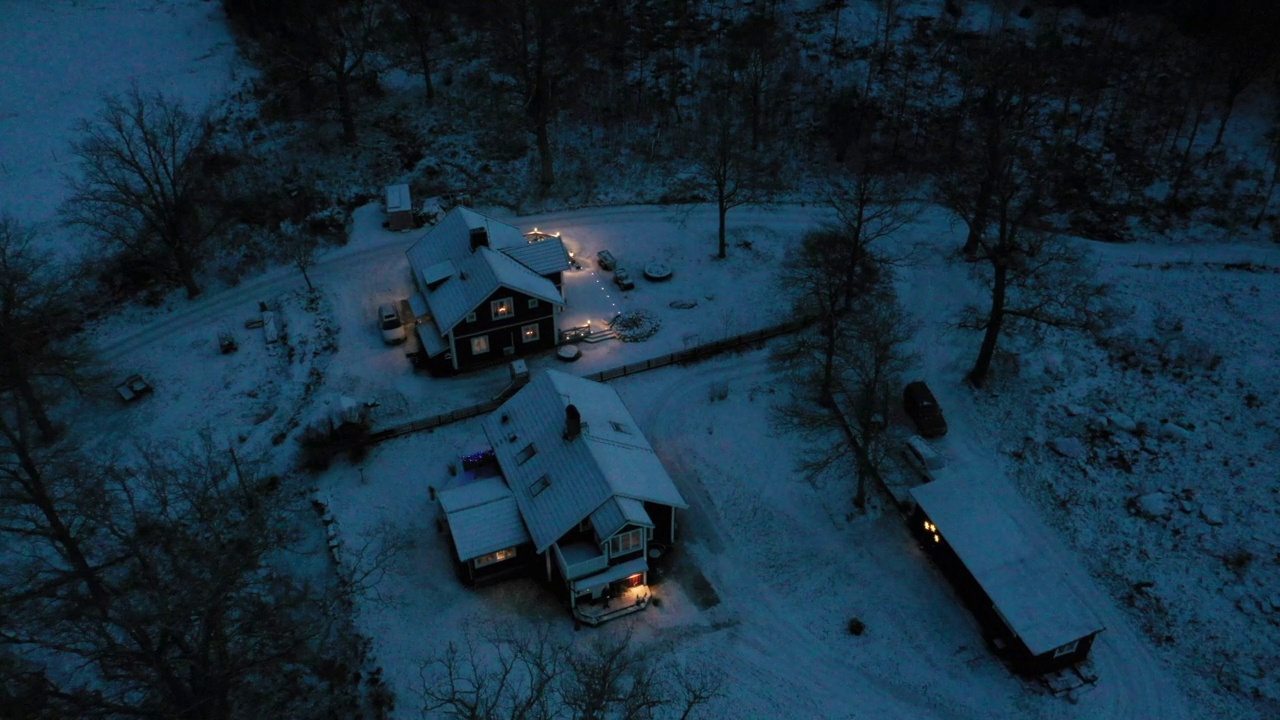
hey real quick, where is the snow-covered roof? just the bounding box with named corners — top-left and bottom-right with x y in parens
top-left (406, 209), bottom-right (564, 335)
top-left (910, 477), bottom-right (1105, 656)
top-left (438, 476), bottom-right (532, 562)
top-left (483, 371), bottom-right (687, 553)
top-left (569, 555), bottom-right (649, 594)
top-left (385, 184), bottom-right (412, 213)
top-left (501, 240), bottom-right (571, 277)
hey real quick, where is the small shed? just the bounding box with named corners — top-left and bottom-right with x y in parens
top-left (438, 476), bottom-right (534, 586)
top-left (909, 476), bottom-right (1105, 676)
top-left (384, 184), bottom-right (414, 231)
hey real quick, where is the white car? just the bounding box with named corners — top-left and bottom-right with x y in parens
top-left (378, 304), bottom-right (406, 344)
top-left (902, 435), bottom-right (948, 482)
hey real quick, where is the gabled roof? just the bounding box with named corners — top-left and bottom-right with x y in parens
top-left (406, 208), bottom-right (564, 335)
top-left (438, 476), bottom-right (532, 562)
top-left (910, 476), bottom-right (1105, 655)
top-left (501, 240), bottom-right (571, 277)
top-left (483, 371), bottom-right (687, 553)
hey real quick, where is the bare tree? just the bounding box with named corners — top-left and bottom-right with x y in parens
top-left (278, 220), bottom-right (320, 293)
top-left (959, 175), bottom-right (1113, 387)
top-left (0, 431), bottom-right (359, 719)
top-left (419, 620), bottom-right (721, 720)
top-left (773, 230), bottom-right (916, 509)
top-left (684, 85), bottom-right (780, 260)
top-left (293, 0), bottom-right (383, 146)
top-left (827, 165), bottom-right (918, 310)
top-left (0, 217), bottom-right (88, 442)
top-left (65, 86), bottom-right (227, 299)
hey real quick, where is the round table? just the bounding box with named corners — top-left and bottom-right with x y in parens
top-left (643, 262), bottom-right (673, 282)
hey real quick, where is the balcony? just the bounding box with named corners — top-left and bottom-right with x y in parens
top-left (554, 540), bottom-right (606, 581)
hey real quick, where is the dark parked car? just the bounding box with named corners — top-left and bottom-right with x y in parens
top-left (613, 267), bottom-right (635, 290)
top-left (903, 381), bottom-right (947, 438)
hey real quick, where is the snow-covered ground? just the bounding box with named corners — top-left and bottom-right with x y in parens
top-left (5, 2), bottom-right (1280, 718)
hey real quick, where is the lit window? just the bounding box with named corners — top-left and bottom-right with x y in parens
top-left (516, 442), bottom-right (537, 465)
top-left (610, 528), bottom-right (643, 556)
top-left (474, 547), bottom-right (517, 568)
top-left (528, 298), bottom-right (539, 309)
top-left (466, 311), bottom-right (477, 323)
top-left (471, 335), bottom-right (490, 354)
top-left (490, 297), bottom-right (513, 320)
top-left (522, 323), bottom-right (540, 343)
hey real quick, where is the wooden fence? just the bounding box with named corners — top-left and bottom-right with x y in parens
top-left (366, 316), bottom-right (812, 445)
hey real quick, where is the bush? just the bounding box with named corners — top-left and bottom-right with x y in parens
top-left (847, 617), bottom-right (866, 636)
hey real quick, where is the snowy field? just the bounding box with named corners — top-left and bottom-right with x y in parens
top-left (4, 2), bottom-right (1280, 719)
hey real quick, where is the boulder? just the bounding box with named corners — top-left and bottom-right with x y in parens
top-left (1048, 436), bottom-right (1088, 460)
top-left (1200, 504), bottom-right (1225, 526)
top-left (1107, 412), bottom-right (1139, 434)
top-left (1129, 491), bottom-right (1174, 520)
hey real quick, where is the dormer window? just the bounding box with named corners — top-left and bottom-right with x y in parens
top-left (609, 421), bottom-right (629, 434)
top-left (516, 442), bottom-right (537, 465)
top-left (490, 297), bottom-right (513, 320)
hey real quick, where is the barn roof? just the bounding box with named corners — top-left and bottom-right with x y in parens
top-left (911, 476), bottom-right (1105, 656)
top-left (482, 371), bottom-right (686, 553)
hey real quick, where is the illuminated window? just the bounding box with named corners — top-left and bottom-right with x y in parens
top-left (466, 311), bottom-right (477, 323)
top-left (522, 323), bottom-right (540, 343)
top-left (474, 547), bottom-right (517, 568)
top-left (1053, 640), bottom-right (1080, 658)
top-left (610, 528), bottom-right (643, 556)
top-left (471, 335), bottom-right (490, 354)
top-left (528, 298), bottom-right (539, 309)
top-left (490, 297), bottom-right (514, 320)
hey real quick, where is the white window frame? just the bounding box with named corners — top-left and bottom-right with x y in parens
top-left (471, 335), bottom-right (490, 354)
top-left (474, 547), bottom-right (517, 568)
top-left (490, 297), bottom-right (514, 320)
top-left (1052, 639), bottom-right (1080, 658)
top-left (527, 298), bottom-right (539, 309)
top-left (466, 311), bottom-right (477, 323)
top-left (609, 528), bottom-right (643, 557)
top-left (522, 323), bottom-right (540, 343)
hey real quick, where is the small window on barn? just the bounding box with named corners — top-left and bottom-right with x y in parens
top-left (522, 323), bottom-right (540, 342)
top-left (1052, 640), bottom-right (1079, 658)
top-left (529, 474), bottom-right (551, 497)
top-left (516, 442), bottom-right (537, 465)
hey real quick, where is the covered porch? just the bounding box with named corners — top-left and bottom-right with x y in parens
top-left (567, 556), bottom-right (650, 627)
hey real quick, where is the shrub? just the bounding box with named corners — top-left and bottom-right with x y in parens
top-left (847, 617), bottom-right (866, 636)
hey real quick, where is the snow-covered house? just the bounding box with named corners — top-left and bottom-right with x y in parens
top-left (910, 476), bottom-right (1106, 676)
top-left (437, 370), bottom-right (688, 626)
top-left (406, 208), bottom-right (571, 374)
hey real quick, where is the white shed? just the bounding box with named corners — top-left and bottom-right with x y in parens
top-left (384, 184), bottom-right (413, 231)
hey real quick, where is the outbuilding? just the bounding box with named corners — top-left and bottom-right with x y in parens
top-left (910, 476), bottom-right (1105, 676)
top-left (385, 184), bottom-right (414, 231)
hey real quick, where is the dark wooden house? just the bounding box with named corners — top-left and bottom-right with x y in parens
top-left (407, 208), bottom-right (570, 374)
top-left (909, 476), bottom-right (1105, 676)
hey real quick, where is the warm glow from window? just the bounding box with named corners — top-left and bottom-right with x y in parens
top-left (491, 297), bottom-right (513, 319)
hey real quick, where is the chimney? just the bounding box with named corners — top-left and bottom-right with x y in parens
top-left (564, 404), bottom-right (581, 441)
top-left (469, 226), bottom-right (489, 252)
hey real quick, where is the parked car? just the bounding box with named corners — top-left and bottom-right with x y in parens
top-left (903, 381), bottom-right (947, 438)
top-left (597, 249), bottom-right (617, 271)
top-left (902, 436), bottom-right (948, 482)
top-left (378, 304), bottom-right (406, 344)
top-left (613, 267), bottom-right (635, 290)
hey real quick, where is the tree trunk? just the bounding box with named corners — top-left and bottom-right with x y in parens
top-left (821, 316), bottom-right (838, 396)
top-left (717, 202), bottom-right (728, 259)
top-left (336, 73), bottom-right (358, 146)
top-left (967, 260), bottom-right (1007, 387)
top-left (419, 45), bottom-right (435, 101)
top-left (12, 372), bottom-right (57, 442)
top-left (176, 247), bottom-right (203, 299)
